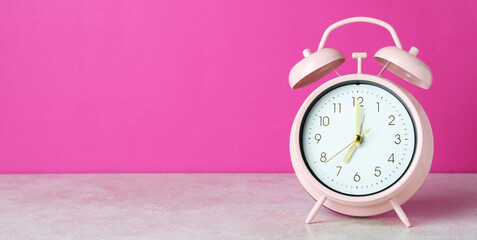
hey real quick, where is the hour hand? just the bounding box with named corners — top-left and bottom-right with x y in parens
top-left (343, 142), bottom-right (358, 163)
top-left (343, 129), bottom-right (370, 163)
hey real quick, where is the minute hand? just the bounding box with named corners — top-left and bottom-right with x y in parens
top-left (356, 102), bottom-right (361, 135)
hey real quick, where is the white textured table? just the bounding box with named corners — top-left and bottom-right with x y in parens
top-left (0, 174), bottom-right (475, 239)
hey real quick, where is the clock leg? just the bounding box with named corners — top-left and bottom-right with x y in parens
top-left (390, 198), bottom-right (411, 228)
top-left (305, 195), bottom-right (327, 224)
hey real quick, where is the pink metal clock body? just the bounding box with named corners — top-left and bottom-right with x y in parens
top-left (289, 73), bottom-right (433, 225)
top-left (288, 17), bottom-right (434, 227)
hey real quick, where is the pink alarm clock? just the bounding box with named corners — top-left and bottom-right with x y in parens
top-left (289, 17), bottom-right (433, 227)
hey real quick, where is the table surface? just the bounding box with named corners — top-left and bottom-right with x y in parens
top-left (0, 173), bottom-right (475, 240)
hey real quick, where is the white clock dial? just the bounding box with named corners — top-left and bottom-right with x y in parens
top-left (301, 81), bottom-right (416, 196)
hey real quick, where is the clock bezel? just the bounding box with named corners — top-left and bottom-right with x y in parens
top-left (298, 80), bottom-right (417, 197)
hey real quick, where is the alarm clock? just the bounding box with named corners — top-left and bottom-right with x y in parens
top-left (289, 17), bottom-right (433, 227)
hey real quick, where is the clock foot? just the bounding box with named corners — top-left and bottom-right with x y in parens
top-left (390, 198), bottom-right (411, 228)
top-left (305, 195), bottom-right (326, 224)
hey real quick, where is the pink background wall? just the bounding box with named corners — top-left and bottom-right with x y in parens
top-left (0, 0), bottom-right (476, 173)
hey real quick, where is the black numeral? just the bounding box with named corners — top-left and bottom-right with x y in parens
top-left (388, 115), bottom-right (395, 125)
top-left (388, 153), bottom-right (395, 163)
top-left (352, 97), bottom-right (364, 107)
top-left (394, 134), bottom-right (401, 144)
top-left (354, 172), bottom-right (361, 182)
top-left (319, 116), bottom-right (330, 126)
top-left (333, 103), bottom-right (341, 113)
top-left (374, 166), bottom-right (381, 177)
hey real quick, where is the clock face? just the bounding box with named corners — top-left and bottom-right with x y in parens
top-left (300, 81), bottom-right (416, 196)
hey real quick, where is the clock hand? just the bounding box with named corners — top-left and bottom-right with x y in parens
top-left (344, 102), bottom-right (366, 164)
top-left (344, 103), bottom-right (367, 164)
top-left (360, 113), bottom-right (365, 133)
top-left (343, 142), bottom-right (358, 164)
top-left (343, 128), bottom-right (371, 163)
top-left (328, 100), bottom-right (370, 165)
top-left (356, 102), bottom-right (361, 135)
top-left (324, 140), bottom-right (355, 164)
